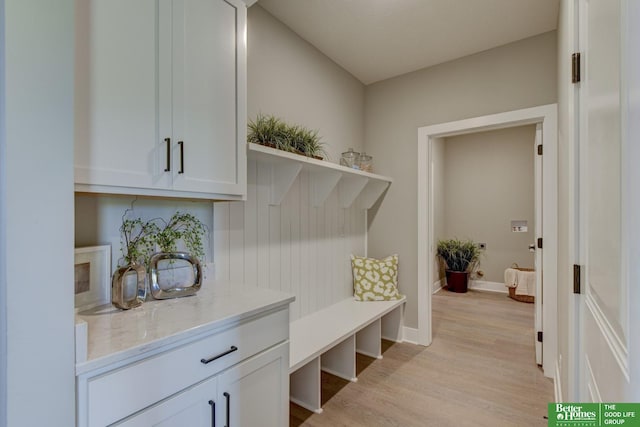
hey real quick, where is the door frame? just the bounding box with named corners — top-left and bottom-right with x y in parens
top-left (417, 104), bottom-right (558, 378)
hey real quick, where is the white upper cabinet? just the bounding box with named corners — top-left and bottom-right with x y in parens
top-left (75, 0), bottom-right (247, 200)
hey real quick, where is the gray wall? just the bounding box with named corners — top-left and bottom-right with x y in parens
top-left (365, 31), bottom-right (558, 328)
top-left (2, 0), bottom-right (76, 425)
top-left (247, 5), bottom-right (365, 162)
top-left (442, 126), bottom-right (536, 283)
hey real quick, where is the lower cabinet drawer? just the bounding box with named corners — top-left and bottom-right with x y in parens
top-left (83, 308), bottom-right (288, 427)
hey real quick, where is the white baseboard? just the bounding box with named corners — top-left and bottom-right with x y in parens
top-left (432, 279), bottom-right (442, 294)
top-left (468, 280), bottom-right (507, 294)
top-left (402, 326), bottom-right (418, 344)
top-left (554, 358), bottom-right (563, 402)
top-left (434, 279), bottom-right (507, 294)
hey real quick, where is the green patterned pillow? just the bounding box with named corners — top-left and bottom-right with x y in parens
top-left (351, 254), bottom-right (402, 301)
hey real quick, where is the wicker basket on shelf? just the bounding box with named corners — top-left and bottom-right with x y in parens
top-left (508, 264), bottom-right (535, 303)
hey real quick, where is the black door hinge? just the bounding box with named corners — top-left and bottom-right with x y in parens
top-left (573, 264), bottom-right (581, 294)
top-left (537, 144), bottom-right (543, 155)
top-left (537, 238), bottom-right (543, 249)
top-left (572, 52), bottom-right (581, 83)
top-left (537, 331), bottom-right (543, 342)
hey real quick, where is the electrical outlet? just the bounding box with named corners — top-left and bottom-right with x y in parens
top-left (478, 242), bottom-right (487, 250)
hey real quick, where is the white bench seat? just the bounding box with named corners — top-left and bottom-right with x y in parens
top-left (289, 296), bottom-right (405, 413)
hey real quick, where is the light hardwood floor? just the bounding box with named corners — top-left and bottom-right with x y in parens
top-left (290, 290), bottom-right (554, 426)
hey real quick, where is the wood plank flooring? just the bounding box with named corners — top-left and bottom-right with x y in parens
top-left (290, 290), bottom-right (553, 426)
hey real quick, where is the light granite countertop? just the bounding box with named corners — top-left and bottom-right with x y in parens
top-left (75, 281), bottom-right (294, 375)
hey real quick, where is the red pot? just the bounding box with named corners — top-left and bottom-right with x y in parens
top-left (445, 270), bottom-right (469, 293)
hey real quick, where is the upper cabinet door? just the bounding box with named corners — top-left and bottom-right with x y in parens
top-left (75, 0), bottom-right (170, 190)
top-left (75, 0), bottom-right (247, 200)
top-left (171, 0), bottom-right (247, 196)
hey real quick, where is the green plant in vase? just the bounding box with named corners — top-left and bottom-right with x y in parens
top-left (153, 212), bottom-right (207, 261)
top-left (436, 238), bottom-right (481, 293)
top-left (148, 212), bottom-right (207, 300)
top-left (119, 217), bottom-right (160, 266)
top-left (112, 217), bottom-right (159, 310)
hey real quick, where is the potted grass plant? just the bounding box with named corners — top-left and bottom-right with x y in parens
top-left (248, 114), bottom-right (326, 159)
top-left (436, 238), bottom-right (481, 293)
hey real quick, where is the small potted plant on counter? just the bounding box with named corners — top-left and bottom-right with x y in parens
top-left (148, 212), bottom-right (207, 300)
top-left (436, 238), bottom-right (481, 293)
top-left (112, 217), bottom-right (159, 309)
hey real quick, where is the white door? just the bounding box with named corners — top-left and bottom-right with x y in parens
top-left (534, 123), bottom-right (543, 366)
top-left (577, 0), bottom-right (638, 401)
top-left (171, 0), bottom-right (246, 196)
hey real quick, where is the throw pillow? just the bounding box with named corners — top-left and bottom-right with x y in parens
top-left (351, 254), bottom-right (402, 301)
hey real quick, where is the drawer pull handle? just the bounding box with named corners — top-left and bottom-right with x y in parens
top-left (224, 392), bottom-right (230, 427)
top-left (178, 140), bottom-right (184, 174)
top-left (200, 346), bottom-right (238, 365)
top-left (208, 400), bottom-right (216, 427)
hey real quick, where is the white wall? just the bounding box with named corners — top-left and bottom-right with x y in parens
top-left (442, 126), bottom-right (536, 283)
top-left (365, 31), bottom-right (558, 327)
top-left (247, 5), bottom-right (365, 162)
top-left (2, 1), bottom-right (76, 425)
top-left (213, 159), bottom-right (365, 321)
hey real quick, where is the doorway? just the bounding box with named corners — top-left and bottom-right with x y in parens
top-left (417, 104), bottom-right (558, 378)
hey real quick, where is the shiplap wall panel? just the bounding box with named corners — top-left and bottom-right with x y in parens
top-left (228, 202), bottom-right (245, 284)
top-left (256, 163), bottom-right (270, 290)
top-left (214, 157), bottom-right (366, 321)
top-left (244, 161), bottom-right (258, 287)
top-left (213, 202), bottom-right (230, 281)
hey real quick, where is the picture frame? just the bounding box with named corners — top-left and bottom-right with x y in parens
top-left (74, 245), bottom-right (111, 312)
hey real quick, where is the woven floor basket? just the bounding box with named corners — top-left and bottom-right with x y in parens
top-left (508, 266), bottom-right (535, 303)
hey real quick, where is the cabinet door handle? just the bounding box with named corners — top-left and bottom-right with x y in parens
top-left (200, 346), bottom-right (238, 365)
top-left (208, 400), bottom-right (216, 427)
top-left (178, 140), bottom-right (184, 174)
top-left (164, 138), bottom-right (171, 172)
top-left (224, 392), bottom-right (230, 427)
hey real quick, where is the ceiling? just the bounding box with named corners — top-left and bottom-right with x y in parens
top-left (257, 0), bottom-right (560, 85)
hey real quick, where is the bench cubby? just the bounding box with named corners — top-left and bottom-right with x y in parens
top-left (289, 297), bottom-right (405, 413)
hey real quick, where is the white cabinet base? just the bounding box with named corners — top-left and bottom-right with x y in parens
top-left (77, 305), bottom-right (290, 427)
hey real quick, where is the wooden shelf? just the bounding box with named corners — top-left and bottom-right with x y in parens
top-left (247, 143), bottom-right (392, 208)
